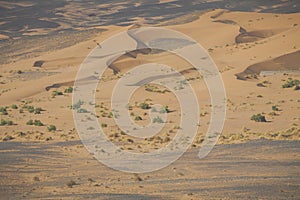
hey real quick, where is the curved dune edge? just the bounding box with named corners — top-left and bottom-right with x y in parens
top-left (235, 27), bottom-right (288, 44)
top-left (235, 50), bottom-right (300, 80)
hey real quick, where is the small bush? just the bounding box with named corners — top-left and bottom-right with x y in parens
top-left (77, 108), bottom-right (89, 113)
top-left (295, 85), bottom-right (300, 90)
top-left (269, 112), bottom-right (278, 116)
top-left (72, 100), bottom-right (84, 110)
top-left (34, 107), bottom-right (42, 114)
top-left (153, 116), bottom-right (164, 123)
top-left (11, 104), bottom-right (18, 109)
top-left (19, 109), bottom-right (24, 113)
top-left (67, 180), bottom-right (77, 188)
top-left (251, 114), bottom-right (267, 122)
top-left (139, 102), bottom-right (150, 110)
top-left (108, 112), bottom-right (113, 118)
top-left (6, 120), bottom-right (13, 125)
top-left (101, 123), bottom-right (107, 128)
top-left (52, 91), bottom-right (63, 97)
top-left (47, 125), bottom-right (57, 132)
top-left (27, 106), bottom-right (35, 113)
top-left (64, 87), bottom-right (73, 93)
top-left (0, 107), bottom-right (8, 115)
top-left (27, 119), bottom-right (34, 125)
top-left (127, 138), bottom-right (134, 143)
top-left (1, 119), bottom-right (6, 126)
top-left (272, 105), bottom-right (280, 111)
top-left (34, 120), bottom-right (44, 126)
top-left (135, 116), bottom-right (142, 121)
top-left (159, 105), bottom-right (170, 113)
top-left (3, 135), bottom-right (14, 141)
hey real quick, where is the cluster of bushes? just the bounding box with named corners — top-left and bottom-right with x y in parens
top-left (26, 119), bottom-right (57, 132)
top-left (99, 110), bottom-right (113, 118)
top-left (282, 79), bottom-right (300, 90)
top-left (0, 119), bottom-right (14, 126)
top-left (27, 119), bottom-right (44, 126)
top-left (251, 114), bottom-right (267, 122)
top-left (52, 87), bottom-right (73, 97)
top-left (72, 100), bottom-right (84, 110)
top-left (22, 105), bottom-right (43, 114)
top-left (64, 87), bottom-right (73, 93)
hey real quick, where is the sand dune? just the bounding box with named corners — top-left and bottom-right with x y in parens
top-left (236, 50), bottom-right (300, 80)
top-left (235, 27), bottom-right (288, 43)
top-left (1, 6), bottom-right (300, 199)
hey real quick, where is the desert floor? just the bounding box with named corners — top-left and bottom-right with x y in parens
top-left (0, 4), bottom-right (300, 199)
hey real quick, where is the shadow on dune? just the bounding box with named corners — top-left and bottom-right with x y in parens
top-left (235, 50), bottom-right (300, 80)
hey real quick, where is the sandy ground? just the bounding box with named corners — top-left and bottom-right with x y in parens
top-left (0, 139), bottom-right (299, 199)
top-left (0, 6), bottom-right (300, 199)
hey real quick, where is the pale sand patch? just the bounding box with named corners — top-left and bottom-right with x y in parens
top-left (0, 34), bottom-right (9, 40)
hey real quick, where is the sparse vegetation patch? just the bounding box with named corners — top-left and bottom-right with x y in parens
top-left (282, 79), bottom-right (300, 89)
top-left (251, 114), bottom-right (267, 122)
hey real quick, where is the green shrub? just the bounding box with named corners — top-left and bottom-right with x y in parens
top-left (272, 105), bottom-right (280, 111)
top-left (139, 102), bottom-right (150, 110)
top-left (153, 116), bottom-right (164, 123)
top-left (34, 120), bottom-right (44, 126)
top-left (11, 104), bottom-right (18, 109)
top-left (47, 125), bottom-right (57, 132)
top-left (101, 123), bottom-right (107, 128)
top-left (27, 106), bottom-right (35, 113)
top-left (159, 105), bottom-right (170, 113)
top-left (72, 100), bottom-right (84, 110)
top-left (27, 119), bottom-right (44, 126)
top-left (34, 107), bottom-right (42, 114)
top-left (0, 107), bottom-right (8, 115)
top-left (108, 112), bottom-right (113, 118)
top-left (19, 109), bottom-right (24, 113)
top-left (295, 85), bottom-right (300, 90)
top-left (64, 87), bottom-right (73, 93)
top-left (134, 116), bottom-right (142, 121)
top-left (77, 108), bottom-right (89, 113)
top-left (26, 119), bottom-right (34, 125)
top-left (0, 119), bottom-right (13, 126)
top-left (6, 120), bottom-right (13, 126)
top-left (0, 119), bottom-right (7, 126)
top-left (52, 91), bottom-right (63, 97)
top-left (282, 79), bottom-right (300, 88)
top-left (251, 114), bottom-right (267, 122)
